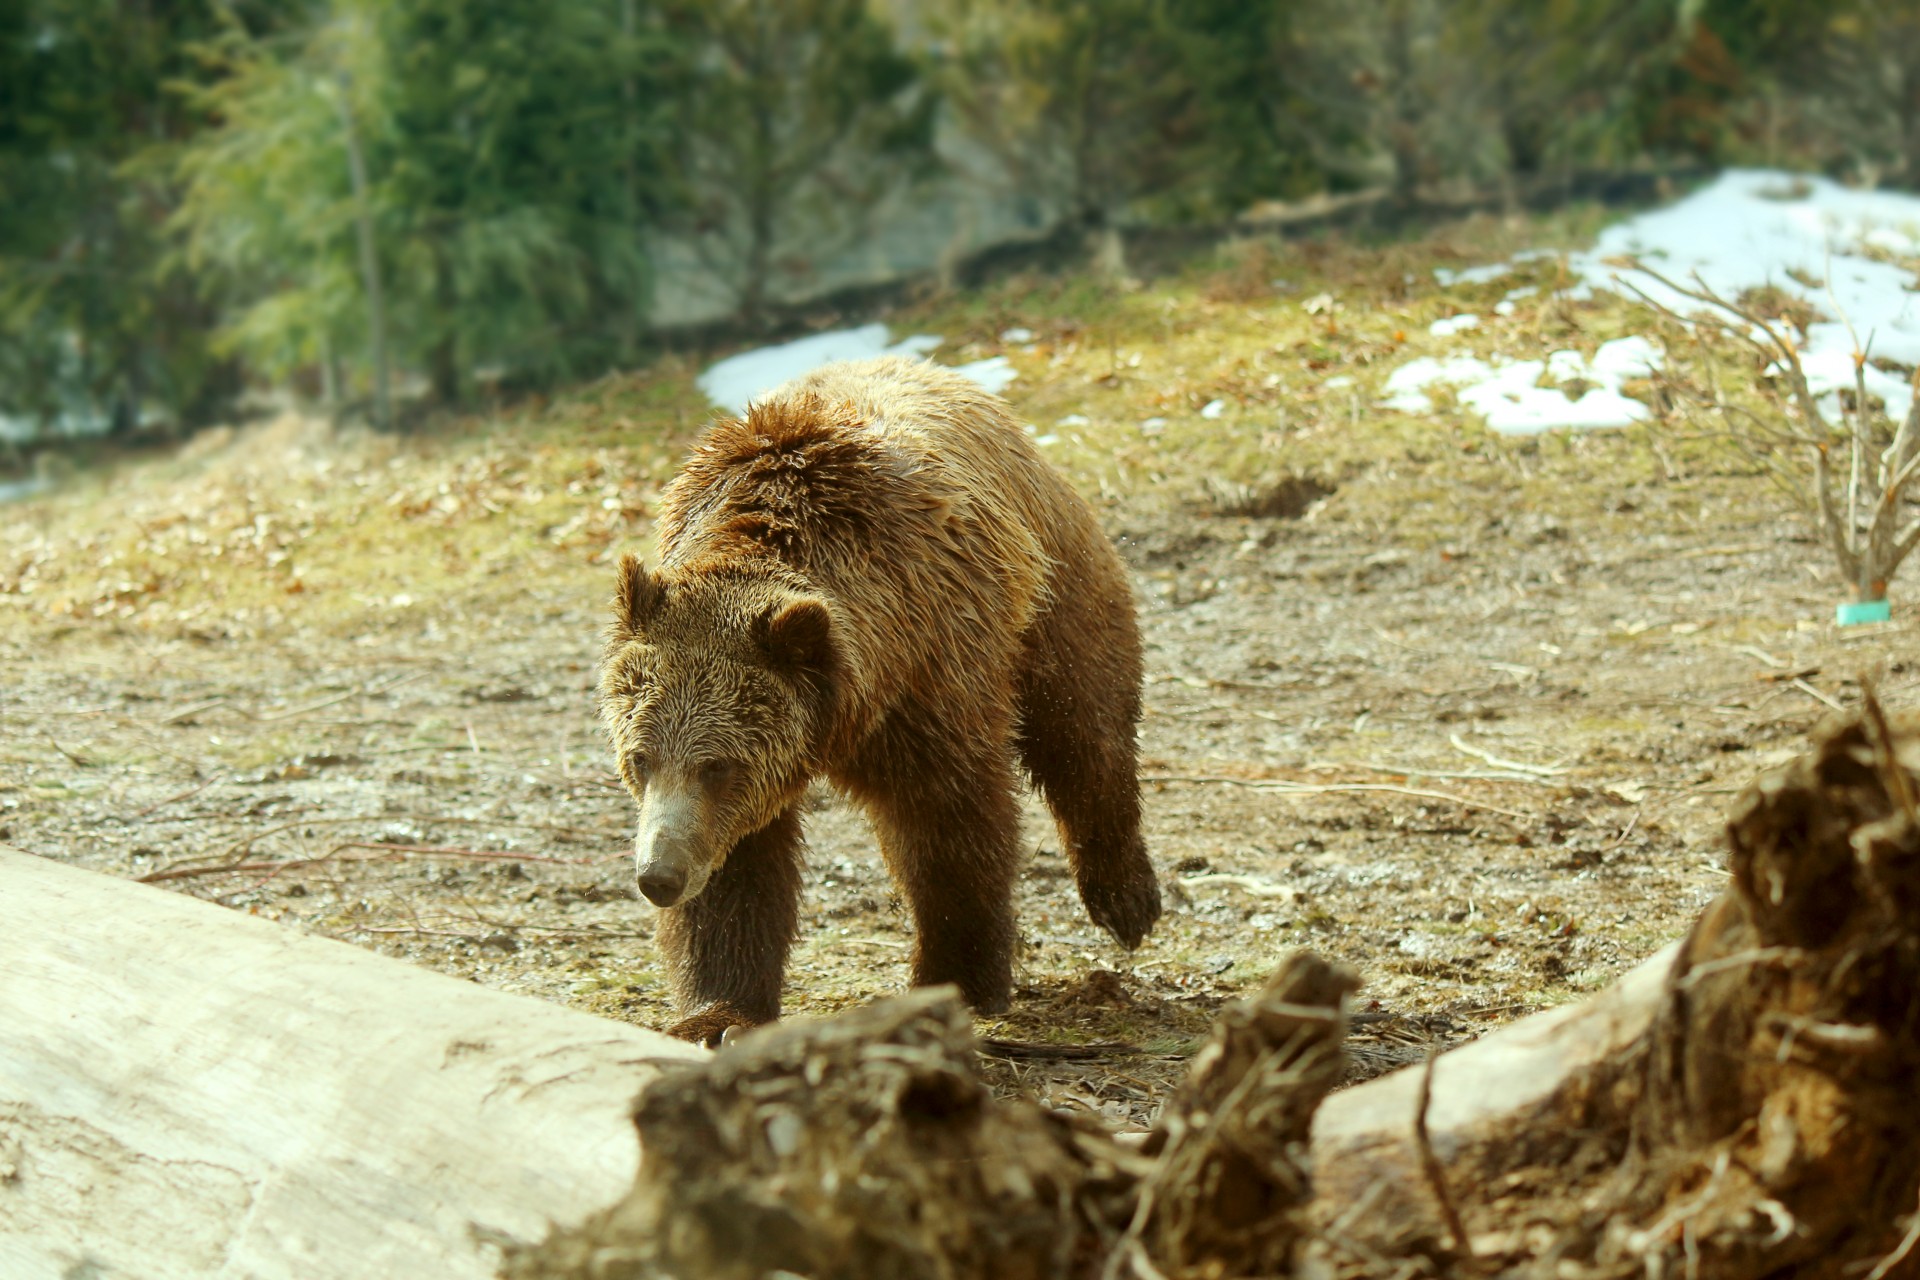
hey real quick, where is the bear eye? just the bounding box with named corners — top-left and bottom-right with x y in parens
top-left (699, 759), bottom-right (738, 788)
top-left (623, 752), bottom-right (652, 788)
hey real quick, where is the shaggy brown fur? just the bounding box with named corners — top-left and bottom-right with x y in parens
top-left (600, 356), bottom-right (1159, 1044)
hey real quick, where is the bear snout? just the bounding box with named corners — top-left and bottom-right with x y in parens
top-left (636, 859), bottom-right (689, 908)
top-left (636, 828), bottom-right (710, 908)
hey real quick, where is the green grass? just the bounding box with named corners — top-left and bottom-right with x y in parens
top-left (0, 199), bottom-right (1790, 646)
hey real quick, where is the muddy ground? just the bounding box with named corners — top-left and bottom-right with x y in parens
top-left (5, 213), bottom-right (1913, 1129)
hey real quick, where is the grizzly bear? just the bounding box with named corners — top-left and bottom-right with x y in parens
top-left (599, 355), bottom-right (1160, 1045)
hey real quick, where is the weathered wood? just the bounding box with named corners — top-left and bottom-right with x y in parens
top-left (505, 708), bottom-right (1920, 1280)
top-left (1135, 951), bottom-right (1355, 1275)
top-left (1307, 942), bottom-right (1680, 1253)
top-left (506, 987), bottom-right (1148, 1280)
top-left (510, 958), bottom-right (1359, 1280)
top-left (0, 846), bottom-right (702, 1280)
top-left (1303, 708), bottom-right (1920, 1278)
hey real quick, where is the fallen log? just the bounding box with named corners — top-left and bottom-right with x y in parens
top-left (507, 706), bottom-right (1920, 1280)
top-left (1305, 706), bottom-right (1920, 1278)
top-left (506, 954), bottom-right (1356, 1279)
top-left (0, 846), bottom-right (701, 1280)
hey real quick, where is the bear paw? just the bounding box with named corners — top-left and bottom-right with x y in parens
top-left (666, 1003), bottom-right (768, 1048)
top-left (1082, 873), bottom-right (1164, 950)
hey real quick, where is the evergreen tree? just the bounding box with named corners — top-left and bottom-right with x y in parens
top-left (1220, 0), bottom-right (1483, 205)
top-left (1454, 0), bottom-right (1691, 182)
top-left (378, 0), bottom-right (668, 400)
top-left (0, 0), bottom-right (278, 437)
top-left (1156, 0), bottom-right (1328, 213)
top-left (173, 0), bottom-right (670, 415)
top-left (935, 0), bottom-right (1196, 274)
top-left (652, 0), bottom-right (936, 325)
top-left (1743, 0), bottom-right (1920, 185)
top-left (171, 12), bottom-right (369, 412)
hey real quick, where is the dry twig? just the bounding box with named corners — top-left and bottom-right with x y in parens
top-left (1621, 259), bottom-right (1920, 602)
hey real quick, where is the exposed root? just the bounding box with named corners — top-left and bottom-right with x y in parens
top-left (508, 709), bottom-right (1920, 1280)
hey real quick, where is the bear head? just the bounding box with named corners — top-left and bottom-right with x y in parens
top-left (598, 553), bottom-right (836, 908)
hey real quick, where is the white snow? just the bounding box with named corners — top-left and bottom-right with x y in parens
top-left (1429, 314), bottom-right (1481, 337)
top-left (1433, 263), bottom-right (1511, 288)
top-left (1493, 286), bottom-right (1538, 317)
top-left (1581, 170), bottom-right (1920, 422)
top-left (1384, 337), bottom-right (1663, 435)
top-left (1433, 250), bottom-right (1554, 289)
top-left (695, 322), bottom-right (1019, 416)
top-left (1392, 170), bottom-right (1920, 431)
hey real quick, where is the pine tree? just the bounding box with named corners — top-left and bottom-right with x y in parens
top-left (935, 0), bottom-right (1197, 275)
top-left (652, 0), bottom-right (936, 325)
top-left (173, 0), bottom-right (670, 417)
top-left (0, 0), bottom-right (273, 438)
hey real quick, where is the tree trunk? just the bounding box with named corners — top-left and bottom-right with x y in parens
top-left (0, 845), bottom-right (701, 1280)
top-left (430, 242), bottom-right (460, 408)
top-left (1304, 705), bottom-right (1920, 1276)
top-left (319, 330), bottom-right (341, 421)
top-left (738, 189), bottom-right (774, 329)
top-left (335, 73), bottom-right (391, 432)
top-left (506, 707), bottom-right (1920, 1280)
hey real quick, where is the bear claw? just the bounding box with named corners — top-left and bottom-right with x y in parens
top-left (666, 1004), bottom-right (766, 1048)
top-left (1083, 875), bottom-right (1164, 950)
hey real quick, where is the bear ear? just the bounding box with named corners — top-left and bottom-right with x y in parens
top-left (611, 553), bottom-right (664, 639)
top-left (757, 595), bottom-right (835, 678)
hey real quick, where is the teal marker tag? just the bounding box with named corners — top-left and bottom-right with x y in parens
top-left (1835, 599), bottom-right (1892, 626)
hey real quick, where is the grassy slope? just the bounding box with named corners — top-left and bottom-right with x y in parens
top-left (1, 199), bottom-right (1757, 654)
top-left (6, 199), bottom-right (1875, 1089)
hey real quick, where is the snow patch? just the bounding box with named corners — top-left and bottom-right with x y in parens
top-left (1383, 337), bottom-right (1662, 435)
top-left (1429, 314), bottom-right (1481, 337)
top-left (1401, 169), bottom-right (1920, 429)
top-left (1494, 286), bottom-right (1538, 317)
top-left (696, 323), bottom-right (1019, 415)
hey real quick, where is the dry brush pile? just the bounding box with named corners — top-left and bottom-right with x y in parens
top-left (506, 703), bottom-right (1920, 1280)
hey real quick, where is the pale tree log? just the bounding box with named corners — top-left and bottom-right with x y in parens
top-left (0, 846), bottom-right (701, 1280)
top-left (1306, 941), bottom-right (1681, 1260)
top-left (509, 706), bottom-right (1920, 1280)
top-left (1304, 704), bottom-right (1920, 1278)
top-left (506, 955), bottom-right (1356, 1279)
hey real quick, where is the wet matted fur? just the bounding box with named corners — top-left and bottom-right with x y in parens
top-left (600, 356), bottom-right (1160, 1043)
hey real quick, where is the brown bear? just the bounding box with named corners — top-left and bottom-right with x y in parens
top-left (599, 355), bottom-right (1160, 1045)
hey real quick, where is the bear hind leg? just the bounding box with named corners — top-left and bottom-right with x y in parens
top-left (658, 805), bottom-right (803, 1046)
top-left (1018, 692), bottom-right (1162, 950)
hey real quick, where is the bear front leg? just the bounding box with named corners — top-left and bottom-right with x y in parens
top-left (864, 750), bottom-right (1024, 1016)
top-left (657, 806), bottom-right (803, 1047)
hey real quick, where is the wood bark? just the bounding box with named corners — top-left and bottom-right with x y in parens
top-left (1303, 708), bottom-right (1920, 1278)
top-left (334, 71), bottom-right (391, 432)
top-left (0, 846), bottom-right (701, 1280)
top-left (509, 708), bottom-right (1920, 1280)
top-left (508, 954), bottom-right (1356, 1280)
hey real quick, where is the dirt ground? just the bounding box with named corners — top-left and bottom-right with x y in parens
top-left (5, 209), bottom-right (1913, 1130)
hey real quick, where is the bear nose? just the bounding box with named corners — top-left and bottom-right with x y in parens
top-left (636, 862), bottom-right (688, 908)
